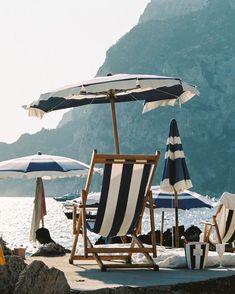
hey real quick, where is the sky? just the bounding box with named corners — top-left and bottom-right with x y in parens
top-left (0, 0), bottom-right (150, 144)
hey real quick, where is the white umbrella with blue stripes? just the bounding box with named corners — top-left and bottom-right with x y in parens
top-left (160, 118), bottom-right (193, 247)
top-left (25, 73), bottom-right (199, 154)
top-left (0, 151), bottom-right (97, 241)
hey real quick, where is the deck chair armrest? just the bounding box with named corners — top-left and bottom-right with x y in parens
top-left (200, 221), bottom-right (215, 226)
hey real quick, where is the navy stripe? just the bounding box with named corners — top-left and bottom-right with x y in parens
top-left (169, 119), bottom-right (180, 137)
top-left (34, 85), bottom-right (184, 112)
top-left (107, 164), bottom-right (133, 237)
top-left (200, 244), bottom-right (206, 269)
top-left (190, 244), bottom-right (195, 269)
top-left (166, 143), bottom-right (183, 153)
top-left (224, 210), bottom-right (233, 238)
top-left (127, 164), bottom-right (151, 234)
top-left (153, 198), bottom-right (212, 210)
top-left (162, 158), bottom-right (191, 184)
top-left (93, 164), bottom-right (112, 234)
top-left (224, 210), bottom-right (235, 243)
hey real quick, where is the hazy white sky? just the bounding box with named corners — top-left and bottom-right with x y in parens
top-left (0, 0), bottom-right (150, 143)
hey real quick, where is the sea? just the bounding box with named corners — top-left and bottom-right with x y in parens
top-left (0, 196), bottom-right (217, 256)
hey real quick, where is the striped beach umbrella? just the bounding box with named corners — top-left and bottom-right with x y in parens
top-left (25, 73), bottom-right (199, 154)
top-left (151, 186), bottom-right (214, 210)
top-left (0, 152), bottom-right (100, 241)
top-left (160, 118), bottom-right (193, 247)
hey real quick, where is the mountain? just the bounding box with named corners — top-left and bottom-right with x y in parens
top-left (0, 0), bottom-right (234, 198)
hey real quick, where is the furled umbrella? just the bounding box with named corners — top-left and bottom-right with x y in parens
top-left (160, 118), bottom-right (193, 247)
top-left (0, 151), bottom-right (99, 241)
top-left (25, 73), bottom-right (199, 154)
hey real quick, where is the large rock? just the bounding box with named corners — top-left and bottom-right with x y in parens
top-left (32, 242), bottom-right (66, 257)
top-left (0, 255), bottom-right (26, 294)
top-left (14, 260), bottom-right (70, 294)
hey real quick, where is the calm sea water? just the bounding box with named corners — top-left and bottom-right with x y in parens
top-left (0, 197), bottom-right (216, 255)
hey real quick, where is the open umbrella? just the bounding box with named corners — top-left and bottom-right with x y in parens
top-left (0, 151), bottom-right (97, 241)
top-left (160, 118), bottom-right (193, 247)
top-left (151, 186), bottom-right (214, 210)
top-left (25, 73), bottom-right (199, 154)
top-left (150, 185), bottom-right (215, 246)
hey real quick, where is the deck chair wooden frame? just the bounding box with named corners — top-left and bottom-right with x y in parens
top-left (69, 150), bottom-right (160, 271)
top-left (202, 192), bottom-right (235, 252)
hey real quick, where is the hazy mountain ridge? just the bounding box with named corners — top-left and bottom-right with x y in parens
top-left (0, 0), bottom-right (234, 197)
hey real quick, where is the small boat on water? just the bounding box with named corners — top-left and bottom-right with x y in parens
top-left (53, 191), bottom-right (80, 202)
top-left (62, 192), bottom-right (100, 219)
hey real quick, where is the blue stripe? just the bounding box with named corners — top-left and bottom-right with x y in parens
top-left (34, 85), bottom-right (184, 112)
top-left (161, 157), bottom-right (191, 184)
top-left (93, 164), bottom-right (112, 234)
top-left (108, 164), bottom-right (133, 237)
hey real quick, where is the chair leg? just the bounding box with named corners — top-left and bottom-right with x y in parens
top-left (70, 211), bottom-right (82, 263)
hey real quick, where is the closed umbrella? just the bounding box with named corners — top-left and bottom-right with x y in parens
top-left (0, 152), bottom-right (98, 241)
top-left (160, 118), bottom-right (193, 247)
top-left (25, 73), bottom-right (199, 154)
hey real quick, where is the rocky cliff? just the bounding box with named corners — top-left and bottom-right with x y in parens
top-left (0, 0), bottom-right (234, 197)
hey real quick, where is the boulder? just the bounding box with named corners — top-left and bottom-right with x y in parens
top-left (14, 260), bottom-right (70, 294)
top-left (0, 255), bottom-right (26, 294)
top-left (32, 242), bottom-right (66, 257)
top-left (184, 225), bottom-right (202, 242)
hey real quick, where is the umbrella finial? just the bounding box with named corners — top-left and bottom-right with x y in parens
top-left (80, 85), bottom-right (86, 94)
top-left (37, 151), bottom-right (42, 155)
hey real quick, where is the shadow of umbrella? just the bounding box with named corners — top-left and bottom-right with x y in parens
top-left (0, 151), bottom-right (100, 241)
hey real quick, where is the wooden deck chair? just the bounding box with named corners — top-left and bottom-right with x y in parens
top-left (69, 150), bottom-right (160, 271)
top-left (203, 192), bottom-right (235, 251)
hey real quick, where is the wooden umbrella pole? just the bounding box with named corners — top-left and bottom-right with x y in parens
top-left (110, 97), bottom-right (120, 154)
top-left (160, 211), bottom-right (164, 246)
top-left (174, 188), bottom-right (179, 248)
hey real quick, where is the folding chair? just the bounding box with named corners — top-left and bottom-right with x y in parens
top-left (69, 150), bottom-right (160, 271)
top-left (203, 192), bottom-right (235, 251)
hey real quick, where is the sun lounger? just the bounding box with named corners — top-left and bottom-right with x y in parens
top-left (69, 150), bottom-right (160, 271)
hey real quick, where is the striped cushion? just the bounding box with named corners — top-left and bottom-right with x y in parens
top-left (93, 161), bottom-right (151, 237)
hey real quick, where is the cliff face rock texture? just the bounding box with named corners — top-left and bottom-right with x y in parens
top-left (0, 0), bottom-right (234, 197)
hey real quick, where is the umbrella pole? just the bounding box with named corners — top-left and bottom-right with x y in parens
top-left (110, 97), bottom-right (120, 154)
top-left (160, 211), bottom-right (164, 246)
top-left (174, 189), bottom-right (179, 248)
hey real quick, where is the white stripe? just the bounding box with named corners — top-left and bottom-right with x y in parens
top-left (222, 209), bottom-right (235, 243)
top-left (164, 150), bottom-right (185, 160)
top-left (160, 179), bottom-right (193, 193)
top-left (117, 164), bottom-right (144, 236)
top-left (98, 164), bottom-right (123, 237)
top-left (185, 244), bottom-right (192, 269)
top-left (166, 136), bottom-right (182, 145)
top-left (194, 244), bottom-right (203, 269)
top-left (203, 244), bottom-right (209, 268)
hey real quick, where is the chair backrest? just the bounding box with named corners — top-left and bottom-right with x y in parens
top-left (84, 150), bottom-right (160, 238)
top-left (210, 192), bottom-right (235, 244)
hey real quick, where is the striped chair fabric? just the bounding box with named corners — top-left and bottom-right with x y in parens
top-left (93, 159), bottom-right (152, 237)
top-left (204, 192), bottom-right (235, 249)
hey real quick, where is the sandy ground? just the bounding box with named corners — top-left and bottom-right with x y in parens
top-left (26, 254), bottom-right (235, 291)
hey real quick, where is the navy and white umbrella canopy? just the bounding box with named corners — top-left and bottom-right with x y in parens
top-left (0, 151), bottom-right (92, 179)
top-left (151, 186), bottom-right (215, 210)
top-left (160, 118), bottom-right (193, 247)
top-left (25, 74), bottom-right (199, 154)
top-left (160, 118), bottom-right (192, 193)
